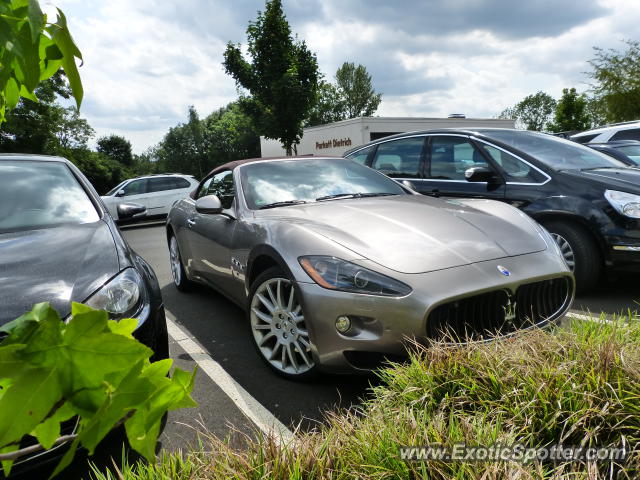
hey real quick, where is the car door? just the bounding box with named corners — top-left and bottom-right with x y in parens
top-left (417, 134), bottom-right (506, 199)
top-left (117, 179), bottom-right (149, 218)
top-left (146, 177), bottom-right (177, 216)
top-left (186, 170), bottom-right (240, 299)
top-left (367, 136), bottom-right (426, 186)
top-left (473, 138), bottom-right (552, 209)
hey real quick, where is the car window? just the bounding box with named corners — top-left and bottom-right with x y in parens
top-left (480, 143), bottom-right (547, 183)
top-left (616, 145), bottom-right (640, 165)
top-left (611, 128), bottom-right (640, 141)
top-left (572, 133), bottom-right (598, 144)
top-left (346, 145), bottom-right (374, 165)
top-left (198, 171), bottom-right (235, 209)
top-left (122, 179), bottom-right (147, 196)
top-left (427, 136), bottom-right (488, 180)
top-left (0, 161), bottom-right (99, 233)
top-left (240, 158), bottom-right (405, 209)
top-left (106, 180), bottom-right (127, 196)
top-left (370, 137), bottom-right (424, 178)
top-left (485, 130), bottom-right (625, 170)
top-left (174, 177), bottom-right (192, 189)
top-left (148, 177), bottom-right (175, 193)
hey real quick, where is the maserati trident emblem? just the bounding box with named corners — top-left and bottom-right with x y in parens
top-left (503, 297), bottom-right (517, 323)
top-left (497, 265), bottom-right (510, 276)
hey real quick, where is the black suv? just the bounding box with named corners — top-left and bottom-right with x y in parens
top-left (344, 129), bottom-right (640, 292)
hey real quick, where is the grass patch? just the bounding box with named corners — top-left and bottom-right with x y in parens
top-left (91, 316), bottom-right (640, 479)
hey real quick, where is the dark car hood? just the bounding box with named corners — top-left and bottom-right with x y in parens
top-left (260, 195), bottom-right (547, 274)
top-left (0, 221), bottom-right (120, 325)
top-left (563, 168), bottom-right (640, 192)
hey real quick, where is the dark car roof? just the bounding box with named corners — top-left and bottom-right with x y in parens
top-left (343, 128), bottom-right (519, 155)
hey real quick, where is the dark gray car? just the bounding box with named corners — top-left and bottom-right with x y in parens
top-left (167, 157), bottom-right (574, 379)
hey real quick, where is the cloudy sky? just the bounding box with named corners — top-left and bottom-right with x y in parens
top-left (46, 0), bottom-right (639, 153)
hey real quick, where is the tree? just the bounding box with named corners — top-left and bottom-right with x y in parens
top-left (204, 102), bottom-right (260, 162)
top-left (501, 91), bottom-right (557, 131)
top-left (334, 62), bottom-right (382, 119)
top-left (305, 80), bottom-right (345, 127)
top-left (548, 88), bottom-right (591, 133)
top-left (97, 134), bottom-right (134, 167)
top-left (223, 0), bottom-right (319, 155)
top-left (0, 1), bottom-right (83, 124)
top-left (588, 40), bottom-right (640, 123)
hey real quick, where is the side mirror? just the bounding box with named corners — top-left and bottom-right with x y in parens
top-left (195, 194), bottom-right (223, 214)
top-left (465, 166), bottom-right (500, 183)
top-left (115, 189), bottom-right (125, 197)
top-left (117, 202), bottom-right (146, 220)
top-left (401, 180), bottom-right (418, 191)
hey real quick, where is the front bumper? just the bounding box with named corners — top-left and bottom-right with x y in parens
top-left (297, 250), bottom-right (573, 373)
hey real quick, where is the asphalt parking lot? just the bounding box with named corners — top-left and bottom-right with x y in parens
top-left (114, 221), bottom-right (640, 455)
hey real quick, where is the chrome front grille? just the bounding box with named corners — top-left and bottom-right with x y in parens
top-left (426, 277), bottom-right (572, 341)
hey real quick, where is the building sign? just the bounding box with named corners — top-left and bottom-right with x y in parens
top-left (316, 138), bottom-right (352, 150)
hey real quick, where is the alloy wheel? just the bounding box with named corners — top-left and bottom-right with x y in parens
top-left (169, 236), bottom-right (182, 285)
top-left (250, 277), bottom-right (315, 375)
top-left (551, 232), bottom-right (576, 271)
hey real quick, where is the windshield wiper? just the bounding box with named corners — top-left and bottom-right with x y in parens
top-left (315, 192), bottom-right (398, 202)
top-left (258, 200), bottom-right (309, 210)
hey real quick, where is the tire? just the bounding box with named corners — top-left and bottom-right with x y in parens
top-left (542, 220), bottom-right (602, 293)
top-left (247, 267), bottom-right (318, 380)
top-left (168, 234), bottom-right (195, 292)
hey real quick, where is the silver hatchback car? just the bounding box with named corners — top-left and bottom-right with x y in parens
top-left (167, 157), bottom-right (573, 379)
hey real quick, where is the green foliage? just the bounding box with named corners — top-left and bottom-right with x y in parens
top-left (93, 315), bottom-right (640, 479)
top-left (306, 61), bottom-right (383, 128)
top-left (156, 102), bottom-right (260, 177)
top-left (589, 40), bottom-right (640, 123)
top-left (97, 134), bottom-right (134, 167)
top-left (499, 91), bottom-right (556, 131)
top-left (548, 87), bottom-right (592, 133)
top-left (0, 0), bottom-right (83, 124)
top-left (0, 303), bottom-right (197, 478)
top-left (223, 0), bottom-right (319, 155)
top-left (334, 62), bottom-right (382, 119)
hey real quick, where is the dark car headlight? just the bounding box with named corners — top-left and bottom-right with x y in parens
top-left (299, 256), bottom-right (412, 297)
top-left (85, 268), bottom-right (149, 322)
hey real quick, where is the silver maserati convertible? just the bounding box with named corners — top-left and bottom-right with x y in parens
top-left (166, 157), bottom-right (574, 378)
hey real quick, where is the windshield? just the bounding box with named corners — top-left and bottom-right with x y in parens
top-left (240, 158), bottom-right (405, 209)
top-left (616, 145), bottom-right (640, 166)
top-left (485, 130), bottom-right (626, 170)
top-left (0, 161), bottom-right (100, 233)
top-left (105, 180), bottom-right (127, 196)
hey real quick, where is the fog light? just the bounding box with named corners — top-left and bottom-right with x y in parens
top-left (335, 316), bottom-right (351, 333)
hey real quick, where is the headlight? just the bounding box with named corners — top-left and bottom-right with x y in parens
top-left (299, 256), bottom-right (412, 296)
top-left (604, 190), bottom-right (640, 218)
top-left (85, 268), bottom-right (148, 321)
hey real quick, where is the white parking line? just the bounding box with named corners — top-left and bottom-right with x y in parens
top-left (164, 311), bottom-right (295, 444)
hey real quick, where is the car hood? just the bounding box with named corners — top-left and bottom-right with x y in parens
top-left (562, 168), bottom-right (640, 192)
top-left (0, 220), bottom-right (120, 326)
top-left (260, 195), bottom-right (547, 274)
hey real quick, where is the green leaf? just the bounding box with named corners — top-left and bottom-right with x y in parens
top-left (0, 367), bottom-right (62, 446)
top-left (27, 0), bottom-right (43, 43)
top-left (48, 436), bottom-right (79, 479)
top-left (15, 21), bottom-right (40, 91)
top-left (108, 317), bottom-right (138, 338)
top-left (31, 402), bottom-right (75, 450)
top-left (0, 444), bottom-right (18, 477)
top-left (63, 306), bottom-right (108, 343)
top-left (0, 343), bottom-right (27, 377)
top-left (18, 83), bottom-right (37, 101)
top-left (4, 76), bottom-right (19, 109)
top-left (49, 8), bottom-right (82, 107)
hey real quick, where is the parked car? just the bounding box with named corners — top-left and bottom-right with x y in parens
top-left (101, 174), bottom-right (199, 222)
top-left (167, 156), bottom-right (573, 379)
top-left (571, 120), bottom-right (640, 144)
top-left (344, 128), bottom-right (640, 292)
top-left (0, 154), bottom-right (168, 474)
top-left (586, 140), bottom-right (640, 167)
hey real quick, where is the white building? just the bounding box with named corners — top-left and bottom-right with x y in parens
top-left (260, 116), bottom-right (516, 157)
